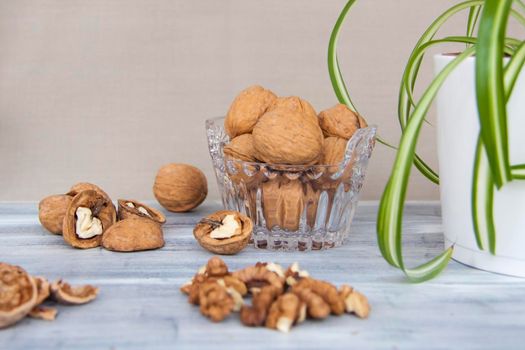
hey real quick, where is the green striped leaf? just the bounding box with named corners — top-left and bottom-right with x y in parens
top-left (476, 0), bottom-right (513, 188)
top-left (377, 49), bottom-right (475, 282)
top-left (472, 139), bottom-right (496, 253)
top-left (398, 1), bottom-right (484, 184)
top-left (327, 0), bottom-right (396, 150)
top-left (467, 5), bottom-right (483, 39)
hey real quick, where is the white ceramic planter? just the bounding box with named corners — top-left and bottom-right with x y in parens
top-left (435, 54), bottom-right (525, 277)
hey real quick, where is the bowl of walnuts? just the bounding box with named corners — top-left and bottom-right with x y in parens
top-left (206, 85), bottom-right (376, 251)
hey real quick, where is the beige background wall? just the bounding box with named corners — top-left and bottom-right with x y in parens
top-left (0, 0), bottom-right (468, 201)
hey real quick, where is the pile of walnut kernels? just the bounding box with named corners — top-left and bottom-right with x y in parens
top-left (181, 257), bottom-right (370, 333)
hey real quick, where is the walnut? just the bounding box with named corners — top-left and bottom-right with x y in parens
top-left (284, 262), bottom-right (310, 286)
top-left (184, 257), bottom-right (247, 306)
top-left (221, 276), bottom-right (248, 296)
top-left (38, 195), bottom-right (72, 235)
top-left (28, 306), bottom-right (57, 321)
top-left (153, 163), bottom-right (208, 213)
top-left (252, 108), bottom-right (323, 165)
top-left (50, 280), bottom-right (99, 305)
top-left (181, 260), bottom-right (372, 330)
top-left (216, 279), bottom-right (244, 311)
top-left (320, 137), bottom-right (348, 165)
top-left (33, 276), bottom-right (50, 305)
top-left (187, 273), bottom-right (209, 305)
top-left (357, 114), bottom-right (368, 128)
top-left (265, 293), bottom-right (305, 333)
top-left (262, 180), bottom-right (305, 231)
top-left (193, 211), bottom-right (252, 255)
top-left (261, 262), bottom-right (285, 279)
top-left (198, 282), bottom-right (234, 322)
top-left (240, 285), bottom-right (281, 327)
top-left (304, 184), bottom-right (320, 229)
top-left (0, 263), bottom-right (37, 329)
top-left (291, 278), bottom-right (345, 315)
top-left (223, 134), bottom-right (257, 162)
top-left (318, 104), bottom-right (361, 139)
top-left (62, 190), bottom-right (117, 249)
top-left (101, 217), bottom-right (165, 252)
top-left (293, 288), bottom-right (330, 319)
top-left (206, 256), bottom-right (229, 277)
top-left (339, 285), bottom-right (370, 318)
top-left (225, 85), bottom-right (277, 138)
top-left (67, 182), bottom-right (112, 200)
top-left (117, 199), bottom-right (166, 225)
top-left (266, 96), bottom-right (318, 125)
top-left (233, 265), bottom-right (284, 295)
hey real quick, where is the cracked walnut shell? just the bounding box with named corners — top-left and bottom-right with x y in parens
top-left (102, 217), bottom-right (165, 252)
top-left (62, 190), bottom-right (117, 249)
top-left (194, 211), bottom-right (252, 255)
top-left (252, 108), bottom-right (323, 165)
top-left (33, 276), bottom-right (51, 305)
top-left (318, 104), bottom-right (363, 140)
top-left (225, 85), bottom-right (277, 138)
top-left (38, 194), bottom-right (72, 235)
top-left (0, 263), bottom-right (38, 329)
top-left (117, 199), bottom-right (166, 225)
top-left (153, 163), bottom-right (208, 213)
top-left (50, 280), bottom-right (99, 305)
top-left (67, 182), bottom-right (112, 201)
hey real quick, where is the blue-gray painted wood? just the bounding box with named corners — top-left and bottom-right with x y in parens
top-left (0, 201), bottom-right (523, 349)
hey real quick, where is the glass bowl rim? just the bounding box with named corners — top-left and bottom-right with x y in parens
top-left (206, 116), bottom-right (377, 171)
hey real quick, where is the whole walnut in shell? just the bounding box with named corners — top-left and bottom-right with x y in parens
top-left (320, 137), bottom-right (348, 165)
top-left (225, 85), bottom-right (277, 138)
top-left (267, 96), bottom-right (318, 125)
top-left (252, 109), bottom-right (323, 165)
top-left (0, 263), bottom-right (37, 329)
top-left (62, 190), bottom-right (117, 249)
top-left (102, 217), bottom-right (165, 252)
top-left (38, 195), bottom-right (72, 235)
top-left (318, 104), bottom-right (364, 140)
top-left (153, 163), bottom-right (208, 212)
top-left (194, 210), bottom-right (253, 255)
top-left (223, 134), bottom-right (257, 162)
top-left (262, 180), bottom-right (307, 231)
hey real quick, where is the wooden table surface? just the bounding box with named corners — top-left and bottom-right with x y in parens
top-left (0, 201), bottom-right (523, 349)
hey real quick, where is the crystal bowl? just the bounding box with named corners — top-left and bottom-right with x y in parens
top-left (205, 117), bottom-right (377, 251)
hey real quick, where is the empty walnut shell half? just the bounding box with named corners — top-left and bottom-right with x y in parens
top-left (117, 199), bottom-right (166, 225)
top-left (38, 194), bottom-right (72, 235)
top-left (62, 190), bottom-right (117, 249)
top-left (0, 263), bottom-right (38, 329)
top-left (50, 280), bottom-right (99, 305)
top-left (194, 210), bottom-right (253, 255)
top-left (102, 217), bottom-right (165, 252)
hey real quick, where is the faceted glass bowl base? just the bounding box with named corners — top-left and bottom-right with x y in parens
top-left (206, 117), bottom-right (376, 251)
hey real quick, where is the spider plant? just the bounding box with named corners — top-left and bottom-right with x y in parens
top-left (329, 0), bottom-right (525, 282)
